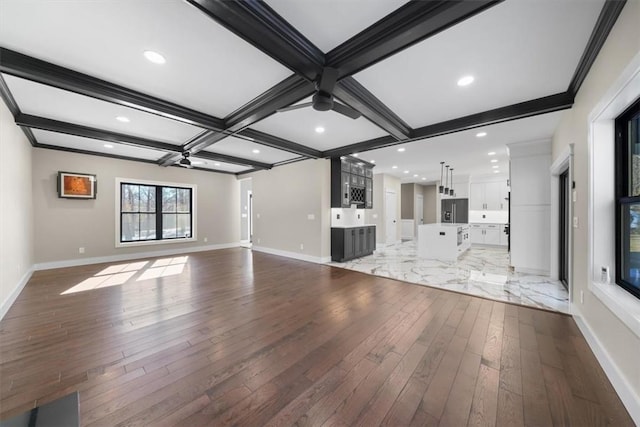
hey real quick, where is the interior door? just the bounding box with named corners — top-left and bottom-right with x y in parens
top-left (385, 191), bottom-right (397, 245)
top-left (559, 169), bottom-right (570, 289)
top-left (416, 194), bottom-right (424, 237)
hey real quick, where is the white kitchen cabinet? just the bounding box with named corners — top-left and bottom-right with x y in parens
top-left (470, 181), bottom-right (509, 211)
top-left (469, 223), bottom-right (506, 246)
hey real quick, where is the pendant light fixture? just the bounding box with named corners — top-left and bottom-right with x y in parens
top-left (439, 161), bottom-right (444, 193)
top-left (444, 165), bottom-right (450, 194)
top-left (449, 168), bottom-right (455, 196)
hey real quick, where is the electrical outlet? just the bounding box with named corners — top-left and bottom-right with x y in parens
top-left (573, 217), bottom-right (578, 228)
top-left (257, 213), bottom-right (261, 219)
top-left (257, 238), bottom-right (261, 244)
top-left (601, 266), bottom-right (610, 283)
top-left (372, 214), bottom-right (378, 219)
top-left (580, 290), bottom-right (584, 304)
top-left (204, 237), bottom-right (208, 243)
top-left (300, 243), bottom-right (304, 250)
top-left (337, 214), bottom-right (341, 219)
top-left (79, 247), bottom-right (85, 254)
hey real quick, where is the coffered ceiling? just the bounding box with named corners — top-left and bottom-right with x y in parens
top-left (0, 0), bottom-right (627, 177)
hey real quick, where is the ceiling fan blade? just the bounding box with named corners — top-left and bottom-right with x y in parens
top-left (331, 102), bottom-right (361, 119)
top-left (318, 67), bottom-right (338, 94)
top-left (277, 102), bottom-right (313, 113)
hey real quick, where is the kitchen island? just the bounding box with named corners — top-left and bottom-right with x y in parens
top-left (417, 223), bottom-right (470, 261)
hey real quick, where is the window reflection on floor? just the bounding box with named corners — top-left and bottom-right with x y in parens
top-left (61, 257), bottom-right (189, 295)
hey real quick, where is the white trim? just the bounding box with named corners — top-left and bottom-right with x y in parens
top-left (513, 266), bottom-right (550, 276)
top-left (573, 307), bottom-right (640, 423)
top-left (34, 242), bottom-right (239, 271)
top-left (0, 267), bottom-right (34, 321)
top-left (251, 246), bottom-right (331, 264)
top-left (115, 177), bottom-right (198, 248)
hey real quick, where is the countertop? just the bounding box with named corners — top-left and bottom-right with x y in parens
top-left (419, 223), bottom-right (469, 228)
top-left (331, 224), bottom-right (377, 228)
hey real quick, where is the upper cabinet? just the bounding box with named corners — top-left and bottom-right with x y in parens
top-left (470, 180), bottom-right (509, 211)
top-left (331, 157), bottom-right (375, 209)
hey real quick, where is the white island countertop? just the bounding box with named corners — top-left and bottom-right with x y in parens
top-left (417, 223), bottom-right (470, 261)
top-left (331, 224), bottom-right (376, 228)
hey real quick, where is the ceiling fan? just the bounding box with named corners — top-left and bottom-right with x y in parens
top-left (277, 67), bottom-right (361, 119)
top-left (178, 151), bottom-right (192, 168)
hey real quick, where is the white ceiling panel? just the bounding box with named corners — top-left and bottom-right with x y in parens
top-left (363, 111), bottom-right (564, 183)
top-left (266, 0), bottom-right (407, 52)
top-left (3, 74), bottom-right (205, 145)
top-left (250, 97), bottom-right (388, 151)
top-left (203, 136), bottom-right (300, 164)
top-left (354, 0), bottom-right (605, 128)
top-left (188, 157), bottom-right (251, 174)
top-left (32, 129), bottom-right (167, 161)
top-left (0, 0), bottom-right (292, 117)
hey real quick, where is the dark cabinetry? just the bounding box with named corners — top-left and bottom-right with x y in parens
top-left (331, 157), bottom-right (375, 208)
top-left (331, 226), bottom-right (376, 262)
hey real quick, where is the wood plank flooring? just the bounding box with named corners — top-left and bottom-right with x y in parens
top-left (0, 248), bottom-right (633, 426)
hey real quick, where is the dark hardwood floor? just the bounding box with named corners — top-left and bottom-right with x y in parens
top-left (0, 248), bottom-right (633, 426)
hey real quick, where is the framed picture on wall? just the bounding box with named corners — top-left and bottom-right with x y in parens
top-left (57, 171), bottom-right (97, 199)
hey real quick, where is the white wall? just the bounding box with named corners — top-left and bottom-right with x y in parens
top-left (0, 100), bottom-right (34, 319)
top-left (247, 158), bottom-right (331, 262)
top-left (552, 0), bottom-right (640, 420)
top-left (32, 148), bottom-right (240, 267)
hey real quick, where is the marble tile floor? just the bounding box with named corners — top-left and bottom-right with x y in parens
top-left (329, 241), bottom-right (570, 313)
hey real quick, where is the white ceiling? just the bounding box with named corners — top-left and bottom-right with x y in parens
top-left (3, 74), bottom-right (205, 144)
top-left (365, 110), bottom-right (564, 183)
top-left (354, 0), bottom-right (605, 128)
top-left (251, 97), bottom-right (388, 150)
top-left (203, 136), bottom-right (300, 165)
top-left (188, 156), bottom-right (251, 174)
top-left (0, 0), bottom-right (292, 118)
top-left (266, 0), bottom-right (407, 52)
top-left (32, 129), bottom-right (168, 161)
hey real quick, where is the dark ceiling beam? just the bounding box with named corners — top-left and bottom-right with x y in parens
top-left (323, 92), bottom-right (575, 157)
top-left (0, 48), bottom-right (225, 131)
top-left (186, 0), bottom-right (324, 80)
top-left (326, 0), bottom-right (504, 77)
top-left (36, 143), bottom-right (161, 166)
top-left (334, 77), bottom-right (411, 140)
top-left (0, 74), bottom-right (37, 146)
top-left (568, 0), bottom-right (626, 96)
top-left (16, 114), bottom-right (180, 152)
top-left (237, 128), bottom-right (321, 158)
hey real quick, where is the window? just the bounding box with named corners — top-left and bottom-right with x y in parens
top-left (117, 179), bottom-right (195, 246)
top-left (615, 97), bottom-right (640, 298)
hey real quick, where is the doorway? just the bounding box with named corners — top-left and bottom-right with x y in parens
top-left (239, 178), bottom-right (252, 247)
top-left (559, 169), bottom-right (570, 289)
top-left (416, 194), bottom-right (424, 238)
top-left (385, 190), bottom-right (397, 245)
top-left (248, 190), bottom-right (253, 244)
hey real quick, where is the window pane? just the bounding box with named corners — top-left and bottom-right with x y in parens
top-left (122, 184), bottom-right (139, 212)
top-left (140, 213), bottom-right (156, 240)
top-left (177, 189), bottom-right (190, 213)
top-left (622, 204), bottom-right (640, 290)
top-left (177, 214), bottom-right (191, 238)
top-left (121, 214), bottom-right (139, 241)
top-left (140, 186), bottom-right (156, 212)
top-left (162, 187), bottom-right (177, 212)
top-left (163, 214), bottom-right (177, 238)
top-left (630, 111), bottom-right (640, 197)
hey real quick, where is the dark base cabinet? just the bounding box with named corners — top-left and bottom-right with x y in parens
top-left (331, 226), bottom-right (376, 262)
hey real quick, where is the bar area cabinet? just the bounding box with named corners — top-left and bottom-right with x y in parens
top-left (331, 226), bottom-right (376, 262)
top-left (331, 156), bottom-right (375, 208)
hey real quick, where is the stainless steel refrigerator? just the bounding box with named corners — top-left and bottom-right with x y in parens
top-left (441, 198), bottom-right (469, 224)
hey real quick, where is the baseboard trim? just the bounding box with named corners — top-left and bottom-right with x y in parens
top-left (514, 266), bottom-right (550, 276)
top-left (33, 243), bottom-right (241, 271)
top-left (573, 307), bottom-right (640, 423)
top-left (251, 246), bottom-right (331, 264)
top-left (1, 267), bottom-right (34, 321)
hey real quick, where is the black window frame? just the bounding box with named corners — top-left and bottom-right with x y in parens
top-left (119, 182), bottom-right (193, 244)
top-left (614, 97), bottom-right (640, 298)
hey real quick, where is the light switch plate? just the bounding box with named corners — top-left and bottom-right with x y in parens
top-left (573, 217), bottom-right (578, 228)
top-left (572, 190), bottom-right (577, 202)
top-left (307, 214), bottom-right (315, 220)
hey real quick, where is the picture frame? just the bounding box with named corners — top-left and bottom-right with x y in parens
top-left (57, 171), bottom-right (97, 199)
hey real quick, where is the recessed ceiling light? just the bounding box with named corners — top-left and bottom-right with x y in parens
top-left (493, 170), bottom-right (500, 174)
top-left (252, 149), bottom-right (260, 154)
top-left (397, 147), bottom-right (405, 152)
top-left (476, 132), bottom-right (487, 138)
top-left (352, 153), bottom-right (359, 157)
top-left (143, 50), bottom-right (166, 64)
top-left (413, 174), bottom-right (418, 177)
top-left (214, 163), bottom-right (221, 166)
top-left (115, 116), bottom-right (130, 123)
top-left (422, 177), bottom-right (427, 181)
top-left (192, 161), bottom-right (206, 165)
top-left (492, 165), bottom-right (499, 169)
top-left (488, 151), bottom-right (496, 156)
top-left (103, 144), bottom-right (114, 148)
top-left (491, 159), bottom-right (498, 163)
top-left (457, 75), bottom-right (474, 87)
top-left (370, 160), bottom-right (376, 164)
top-left (315, 126), bottom-right (325, 133)
top-left (404, 170), bottom-right (409, 174)
top-left (392, 165), bottom-right (397, 169)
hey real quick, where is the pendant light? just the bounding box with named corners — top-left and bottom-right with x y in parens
top-left (449, 168), bottom-right (455, 196)
top-left (439, 161), bottom-right (444, 193)
top-left (444, 165), bottom-right (450, 194)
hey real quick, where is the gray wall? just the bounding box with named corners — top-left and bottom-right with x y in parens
top-left (246, 158), bottom-right (331, 260)
top-left (421, 184), bottom-right (438, 224)
top-left (32, 149), bottom-right (240, 264)
top-left (401, 183), bottom-right (414, 219)
top-left (0, 100), bottom-right (34, 316)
